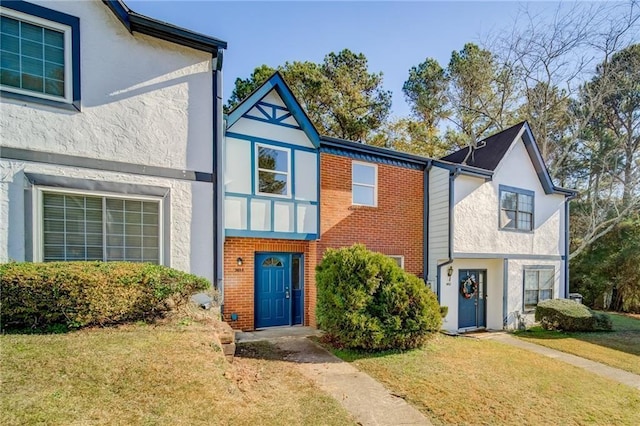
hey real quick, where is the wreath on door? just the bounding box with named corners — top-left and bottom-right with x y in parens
top-left (460, 275), bottom-right (478, 299)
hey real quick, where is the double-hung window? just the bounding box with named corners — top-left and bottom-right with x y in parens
top-left (524, 267), bottom-right (554, 309)
top-left (0, 3), bottom-right (79, 107)
top-left (256, 143), bottom-right (290, 197)
top-left (40, 190), bottom-right (161, 263)
top-left (352, 161), bottom-right (377, 207)
top-left (500, 186), bottom-right (534, 231)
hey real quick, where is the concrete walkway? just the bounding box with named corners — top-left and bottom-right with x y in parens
top-left (475, 332), bottom-right (640, 390)
top-left (236, 328), bottom-right (431, 425)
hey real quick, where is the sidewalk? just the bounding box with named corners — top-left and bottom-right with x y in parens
top-left (478, 332), bottom-right (640, 390)
top-left (237, 329), bottom-right (431, 426)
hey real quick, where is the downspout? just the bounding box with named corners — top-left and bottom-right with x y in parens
top-left (564, 193), bottom-right (576, 298)
top-left (436, 168), bottom-right (459, 303)
top-left (423, 160), bottom-right (432, 285)
top-left (213, 49), bottom-right (224, 307)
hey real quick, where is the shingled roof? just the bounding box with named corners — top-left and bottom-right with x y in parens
top-left (440, 122), bottom-right (526, 171)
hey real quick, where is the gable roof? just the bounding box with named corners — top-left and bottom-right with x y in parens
top-left (441, 122), bottom-right (576, 196)
top-left (102, 0), bottom-right (227, 54)
top-left (226, 72), bottom-right (320, 147)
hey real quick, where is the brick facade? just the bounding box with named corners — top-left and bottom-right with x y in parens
top-left (223, 152), bottom-right (424, 330)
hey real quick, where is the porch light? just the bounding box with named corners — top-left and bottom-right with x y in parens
top-left (447, 266), bottom-right (454, 278)
top-left (236, 257), bottom-right (243, 266)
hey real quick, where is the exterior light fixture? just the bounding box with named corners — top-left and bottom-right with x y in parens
top-left (447, 266), bottom-right (454, 278)
top-left (236, 257), bottom-right (243, 266)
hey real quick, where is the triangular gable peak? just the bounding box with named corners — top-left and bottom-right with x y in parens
top-left (226, 72), bottom-right (320, 148)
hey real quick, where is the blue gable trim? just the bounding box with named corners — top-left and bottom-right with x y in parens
top-left (242, 101), bottom-right (300, 130)
top-left (102, 0), bottom-right (227, 53)
top-left (226, 72), bottom-right (320, 148)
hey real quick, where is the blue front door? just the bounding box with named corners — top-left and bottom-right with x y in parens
top-left (458, 270), bottom-right (487, 329)
top-left (255, 253), bottom-right (304, 328)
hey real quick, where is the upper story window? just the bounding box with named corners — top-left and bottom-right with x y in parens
top-left (0, 3), bottom-right (79, 108)
top-left (352, 161), bottom-right (377, 207)
top-left (499, 185), bottom-right (534, 231)
top-left (524, 267), bottom-right (554, 309)
top-left (256, 143), bottom-right (290, 197)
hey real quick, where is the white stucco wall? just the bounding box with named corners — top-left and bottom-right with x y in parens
top-left (453, 138), bottom-right (566, 256)
top-left (0, 159), bottom-right (215, 282)
top-left (505, 258), bottom-right (563, 329)
top-left (0, 1), bottom-right (217, 282)
top-left (0, 0), bottom-right (214, 173)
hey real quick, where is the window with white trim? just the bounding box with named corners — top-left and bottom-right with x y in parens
top-left (256, 144), bottom-right (290, 197)
top-left (352, 162), bottom-right (377, 206)
top-left (524, 267), bottom-right (554, 309)
top-left (0, 5), bottom-right (77, 105)
top-left (500, 186), bottom-right (534, 231)
top-left (41, 191), bottom-right (161, 263)
top-left (388, 255), bottom-right (404, 269)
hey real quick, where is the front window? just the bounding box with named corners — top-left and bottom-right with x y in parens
top-left (524, 267), bottom-right (554, 309)
top-left (256, 144), bottom-right (290, 197)
top-left (352, 162), bottom-right (377, 206)
top-left (0, 4), bottom-right (77, 105)
top-left (42, 191), bottom-right (161, 263)
top-left (388, 255), bottom-right (404, 269)
top-left (500, 186), bottom-right (534, 231)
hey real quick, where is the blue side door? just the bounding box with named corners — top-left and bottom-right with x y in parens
top-left (458, 270), bottom-right (487, 329)
top-left (255, 253), bottom-right (289, 328)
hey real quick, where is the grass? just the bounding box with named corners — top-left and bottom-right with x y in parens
top-left (515, 312), bottom-right (640, 375)
top-left (1, 321), bottom-right (354, 426)
top-left (328, 334), bottom-right (640, 426)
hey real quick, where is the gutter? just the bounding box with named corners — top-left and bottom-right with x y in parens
top-left (213, 50), bottom-right (225, 304)
top-left (436, 168), bottom-right (459, 303)
top-left (564, 192), bottom-right (577, 298)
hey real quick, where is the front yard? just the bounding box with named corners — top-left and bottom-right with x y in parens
top-left (330, 333), bottom-right (640, 425)
top-left (515, 312), bottom-right (640, 375)
top-left (0, 321), bottom-right (353, 426)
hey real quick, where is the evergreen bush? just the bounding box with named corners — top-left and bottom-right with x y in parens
top-left (535, 298), bottom-right (612, 331)
top-left (316, 244), bottom-right (441, 350)
top-left (0, 261), bottom-right (210, 331)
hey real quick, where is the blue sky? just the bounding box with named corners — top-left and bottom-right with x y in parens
top-left (128, 1), bottom-right (558, 118)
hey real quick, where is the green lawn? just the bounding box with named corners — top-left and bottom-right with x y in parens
top-left (329, 334), bottom-right (640, 426)
top-left (1, 322), bottom-right (353, 426)
top-left (515, 312), bottom-right (640, 375)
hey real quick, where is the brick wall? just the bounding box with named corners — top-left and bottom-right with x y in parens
top-left (223, 238), bottom-right (315, 330)
top-left (317, 153), bottom-right (424, 277)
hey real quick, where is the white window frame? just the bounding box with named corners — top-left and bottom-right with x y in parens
top-left (523, 266), bottom-right (555, 310)
top-left (0, 7), bottom-right (73, 104)
top-left (388, 255), bottom-right (405, 269)
top-left (32, 186), bottom-right (164, 263)
top-left (254, 142), bottom-right (291, 198)
top-left (352, 161), bottom-right (378, 207)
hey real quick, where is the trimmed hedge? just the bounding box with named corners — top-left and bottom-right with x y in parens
top-left (0, 262), bottom-right (210, 330)
top-left (316, 244), bottom-right (441, 350)
top-left (535, 298), bottom-right (612, 332)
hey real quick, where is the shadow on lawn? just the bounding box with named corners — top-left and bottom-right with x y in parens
top-left (516, 312), bottom-right (640, 356)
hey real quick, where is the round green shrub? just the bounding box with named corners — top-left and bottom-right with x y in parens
top-left (535, 298), bottom-right (612, 332)
top-left (0, 261), bottom-right (210, 331)
top-left (316, 244), bottom-right (441, 350)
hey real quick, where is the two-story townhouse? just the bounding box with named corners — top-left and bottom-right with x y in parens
top-left (0, 0), bottom-right (226, 284)
top-left (222, 73), bottom-right (431, 330)
top-left (429, 122), bottom-right (576, 332)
